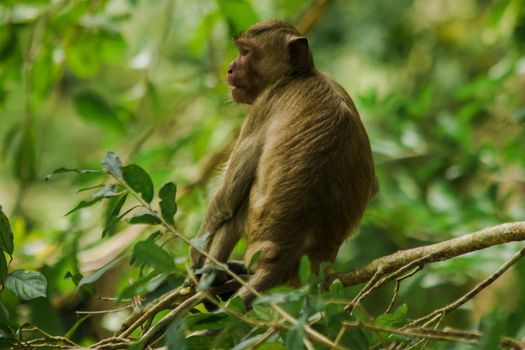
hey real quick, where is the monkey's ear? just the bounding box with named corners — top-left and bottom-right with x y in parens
top-left (287, 36), bottom-right (313, 72)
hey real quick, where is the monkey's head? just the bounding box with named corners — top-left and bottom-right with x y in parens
top-left (227, 20), bottom-right (315, 104)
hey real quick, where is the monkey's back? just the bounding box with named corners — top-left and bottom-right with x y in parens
top-left (246, 73), bottom-right (376, 268)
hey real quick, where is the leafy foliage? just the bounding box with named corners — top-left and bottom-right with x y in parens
top-left (0, 0), bottom-right (524, 349)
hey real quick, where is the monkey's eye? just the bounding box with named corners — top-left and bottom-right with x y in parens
top-left (239, 46), bottom-right (250, 56)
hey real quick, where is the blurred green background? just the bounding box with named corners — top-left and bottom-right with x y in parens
top-left (0, 0), bottom-right (524, 345)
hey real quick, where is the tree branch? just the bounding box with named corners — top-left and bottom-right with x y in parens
top-left (343, 322), bottom-right (524, 350)
top-left (137, 292), bottom-right (205, 349)
top-left (327, 222), bottom-right (525, 287)
top-left (409, 246), bottom-right (525, 327)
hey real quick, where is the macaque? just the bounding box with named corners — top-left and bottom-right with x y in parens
top-left (191, 20), bottom-right (376, 302)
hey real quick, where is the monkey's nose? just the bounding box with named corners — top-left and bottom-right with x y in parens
top-left (227, 61), bottom-right (235, 74)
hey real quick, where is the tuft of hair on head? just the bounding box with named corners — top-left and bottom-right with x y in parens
top-left (246, 20), bottom-right (302, 37)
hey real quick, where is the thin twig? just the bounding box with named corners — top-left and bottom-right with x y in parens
top-left (344, 322), bottom-right (524, 350)
top-left (76, 304), bottom-right (132, 315)
top-left (346, 253), bottom-right (434, 313)
top-left (22, 326), bottom-right (79, 347)
top-left (408, 246), bottom-right (525, 327)
top-left (90, 336), bottom-right (133, 348)
top-left (115, 286), bottom-right (187, 338)
top-left (385, 265), bottom-right (422, 314)
top-left (185, 265), bottom-right (275, 329)
top-left (345, 266), bottom-right (384, 313)
top-left (113, 173), bottom-right (345, 350)
top-left (137, 292), bottom-right (205, 349)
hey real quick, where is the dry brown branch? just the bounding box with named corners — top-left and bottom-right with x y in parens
top-left (345, 253), bottom-right (433, 314)
top-left (88, 337), bottom-right (133, 350)
top-left (115, 286), bottom-right (191, 338)
top-left (21, 326), bottom-right (79, 348)
top-left (385, 265), bottom-right (422, 314)
top-left (295, 0), bottom-right (334, 34)
top-left (345, 265), bottom-right (384, 313)
top-left (114, 175), bottom-right (345, 350)
top-left (327, 221), bottom-right (525, 287)
top-left (137, 292), bottom-right (205, 349)
top-left (76, 304), bottom-right (132, 316)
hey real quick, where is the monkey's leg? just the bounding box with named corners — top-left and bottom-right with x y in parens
top-left (237, 244), bottom-right (299, 304)
top-left (190, 190), bottom-right (251, 268)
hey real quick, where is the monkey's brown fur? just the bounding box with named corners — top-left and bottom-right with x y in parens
top-left (191, 20), bottom-right (376, 301)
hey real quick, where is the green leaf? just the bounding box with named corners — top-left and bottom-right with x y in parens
top-left (102, 152), bottom-right (123, 178)
top-left (78, 257), bottom-right (124, 289)
top-left (375, 304), bottom-right (408, 328)
top-left (187, 312), bottom-right (230, 331)
top-left (92, 184), bottom-right (120, 199)
top-left (122, 164), bottom-right (154, 203)
top-left (99, 31), bottom-right (126, 64)
top-left (128, 211), bottom-right (161, 225)
top-left (0, 252), bottom-right (7, 284)
top-left (246, 249), bottom-right (261, 273)
top-left (186, 336), bottom-right (213, 348)
top-left (251, 304), bottom-right (278, 322)
top-left (64, 315), bottom-right (90, 340)
top-left (159, 182), bottom-right (177, 225)
top-left (103, 194), bottom-right (128, 237)
top-left (50, 1), bottom-right (89, 27)
top-left (346, 328), bottom-right (370, 350)
top-left (73, 90), bottom-right (124, 133)
top-left (65, 198), bottom-right (102, 216)
top-left (73, 91), bottom-right (124, 133)
top-left (225, 296), bottom-right (246, 314)
top-left (118, 272), bottom-right (170, 299)
top-left (285, 320), bottom-right (306, 350)
top-left (254, 287), bottom-right (307, 305)
top-left (0, 207), bottom-right (14, 255)
top-left (64, 272), bottom-right (96, 295)
top-left (44, 167), bottom-right (101, 181)
top-left (252, 344), bottom-right (285, 350)
top-left (131, 239), bottom-right (174, 272)
top-left (0, 300), bottom-right (13, 327)
top-left (298, 255), bottom-right (311, 285)
top-left (326, 279), bottom-right (345, 318)
top-left (77, 184), bottom-right (105, 193)
top-left (233, 333), bottom-right (277, 350)
top-left (166, 319), bottom-right (187, 350)
top-left (5, 270), bottom-right (47, 300)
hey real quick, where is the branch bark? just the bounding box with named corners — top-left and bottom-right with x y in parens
top-left (327, 221), bottom-right (525, 287)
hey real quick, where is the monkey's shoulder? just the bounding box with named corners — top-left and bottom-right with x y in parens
top-left (275, 74), bottom-right (358, 127)
top-left (280, 74), bottom-right (356, 113)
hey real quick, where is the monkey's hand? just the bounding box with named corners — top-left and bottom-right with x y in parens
top-left (194, 261), bottom-right (248, 311)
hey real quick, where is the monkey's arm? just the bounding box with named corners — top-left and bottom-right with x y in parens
top-left (204, 135), bottom-right (260, 231)
top-left (191, 135), bottom-right (261, 267)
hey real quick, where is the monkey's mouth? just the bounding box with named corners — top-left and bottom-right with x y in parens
top-left (227, 75), bottom-right (244, 89)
